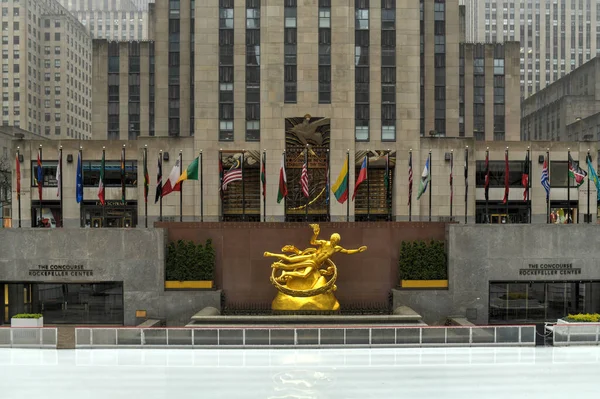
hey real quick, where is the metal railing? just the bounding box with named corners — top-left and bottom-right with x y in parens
top-left (75, 325), bottom-right (536, 348)
top-left (0, 327), bottom-right (58, 348)
top-left (546, 322), bottom-right (600, 346)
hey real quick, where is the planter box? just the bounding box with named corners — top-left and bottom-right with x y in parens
top-left (11, 317), bottom-right (44, 327)
top-left (400, 280), bottom-right (448, 289)
top-left (165, 281), bottom-right (213, 289)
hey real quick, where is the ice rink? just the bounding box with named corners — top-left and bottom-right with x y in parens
top-left (1, 346), bottom-right (599, 398)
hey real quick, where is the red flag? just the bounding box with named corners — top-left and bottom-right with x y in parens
top-left (301, 161), bottom-right (309, 197)
top-left (502, 151), bottom-right (509, 204)
top-left (15, 153), bottom-right (20, 200)
top-left (408, 152), bottom-right (413, 206)
top-left (522, 152), bottom-right (529, 201)
top-left (36, 149), bottom-right (43, 201)
top-left (352, 156), bottom-right (368, 200)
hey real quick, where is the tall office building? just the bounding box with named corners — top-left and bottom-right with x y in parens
top-left (58, 0), bottom-right (149, 40)
top-left (1, 0), bottom-right (93, 139)
top-left (463, 0), bottom-right (599, 99)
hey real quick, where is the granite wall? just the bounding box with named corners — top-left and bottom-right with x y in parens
top-left (0, 228), bottom-right (220, 326)
top-left (394, 224), bottom-right (600, 324)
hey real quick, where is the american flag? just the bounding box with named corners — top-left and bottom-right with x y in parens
top-left (408, 152), bottom-right (413, 206)
top-left (222, 160), bottom-right (243, 190)
top-left (301, 161), bottom-right (309, 197)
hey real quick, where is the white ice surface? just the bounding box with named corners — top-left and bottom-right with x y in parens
top-left (1, 347), bottom-right (599, 399)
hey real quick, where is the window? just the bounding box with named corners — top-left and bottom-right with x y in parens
top-left (54, 33), bottom-right (60, 41)
top-left (54, 46), bottom-right (60, 55)
top-left (355, 0), bottom-right (369, 140)
top-left (319, 8), bottom-right (331, 28)
top-left (475, 160), bottom-right (532, 187)
top-left (246, 0), bottom-right (261, 141)
top-left (284, 0), bottom-right (297, 104)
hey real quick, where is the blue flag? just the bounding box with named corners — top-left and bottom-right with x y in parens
top-left (76, 152), bottom-right (83, 203)
top-left (587, 156), bottom-right (600, 201)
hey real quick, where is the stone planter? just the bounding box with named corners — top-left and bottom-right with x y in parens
top-left (165, 281), bottom-right (213, 290)
top-left (11, 317), bottom-right (44, 327)
top-left (400, 280), bottom-right (448, 289)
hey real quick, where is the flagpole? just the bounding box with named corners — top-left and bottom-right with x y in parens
top-left (144, 145), bottom-right (148, 228)
top-left (450, 149), bottom-right (453, 220)
top-left (38, 145), bottom-right (43, 227)
top-left (101, 147), bottom-right (105, 227)
top-left (567, 148), bottom-right (571, 224)
top-left (305, 146), bottom-right (309, 222)
top-left (262, 150), bottom-right (266, 222)
top-left (465, 146), bottom-right (468, 224)
top-left (366, 153), bottom-right (370, 221)
top-left (485, 148), bottom-right (489, 223)
top-left (409, 149), bottom-right (412, 222)
top-left (547, 149), bottom-right (550, 224)
top-left (122, 144), bottom-right (126, 204)
top-left (327, 149), bottom-right (331, 222)
top-left (428, 150), bottom-right (432, 222)
top-left (587, 150), bottom-right (590, 223)
top-left (242, 150), bottom-right (245, 221)
top-left (505, 147), bottom-right (509, 222)
top-left (219, 150), bottom-right (223, 222)
top-left (346, 150), bottom-right (350, 222)
top-left (200, 150), bottom-right (204, 222)
top-left (385, 149), bottom-right (390, 221)
top-left (79, 147), bottom-right (83, 226)
top-left (527, 147), bottom-right (531, 224)
top-left (59, 146), bottom-right (63, 227)
top-left (179, 150), bottom-right (183, 222)
top-left (16, 147), bottom-right (21, 228)
top-left (159, 150), bottom-right (163, 222)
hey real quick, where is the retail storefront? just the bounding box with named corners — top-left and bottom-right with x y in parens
top-left (80, 200), bottom-right (138, 228)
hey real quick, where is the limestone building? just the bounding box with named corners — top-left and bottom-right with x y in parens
top-left (522, 55), bottom-right (600, 143)
top-left (1, 0), bottom-right (93, 140)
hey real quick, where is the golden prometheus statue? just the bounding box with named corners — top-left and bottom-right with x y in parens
top-left (263, 224), bottom-right (367, 311)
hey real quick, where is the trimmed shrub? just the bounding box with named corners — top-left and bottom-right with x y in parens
top-left (565, 313), bottom-right (600, 323)
top-left (399, 240), bottom-right (447, 280)
top-left (166, 239), bottom-right (216, 281)
top-left (12, 313), bottom-right (43, 319)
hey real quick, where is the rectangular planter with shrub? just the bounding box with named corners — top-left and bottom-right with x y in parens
top-left (398, 240), bottom-right (448, 289)
top-left (11, 314), bottom-right (44, 327)
top-left (165, 239), bottom-right (215, 290)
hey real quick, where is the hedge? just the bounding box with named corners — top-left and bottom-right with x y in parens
top-left (12, 313), bottom-right (43, 319)
top-left (564, 313), bottom-right (600, 323)
top-left (166, 239), bottom-right (216, 281)
top-left (398, 240), bottom-right (447, 280)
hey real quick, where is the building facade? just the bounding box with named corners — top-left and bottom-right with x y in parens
top-left (521, 55), bottom-right (600, 142)
top-left (463, 0), bottom-right (600, 99)
top-left (57, 0), bottom-right (149, 40)
top-left (1, 0), bottom-right (93, 140)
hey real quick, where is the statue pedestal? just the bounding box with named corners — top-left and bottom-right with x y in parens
top-left (272, 291), bottom-right (340, 311)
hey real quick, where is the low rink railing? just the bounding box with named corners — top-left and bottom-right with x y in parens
top-left (0, 327), bottom-right (58, 348)
top-left (546, 323), bottom-right (600, 346)
top-left (75, 325), bottom-right (536, 348)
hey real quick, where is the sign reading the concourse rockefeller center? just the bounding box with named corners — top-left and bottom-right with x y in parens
top-left (519, 263), bottom-right (581, 276)
top-left (28, 264), bottom-right (93, 277)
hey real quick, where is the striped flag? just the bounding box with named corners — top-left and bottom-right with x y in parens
top-left (301, 161), bottom-right (309, 197)
top-left (154, 154), bottom-right (162, 203)
top-left (541, 157), bottom-right (550, 200)
top-left (408, 152), bottom-right (413, 206)
top-left (222, 159), bottom-right (242, 190)
top-left (352, 156), bottom-right (368, 201)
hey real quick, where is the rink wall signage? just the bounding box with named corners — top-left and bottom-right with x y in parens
top-left (27, 264), bottom-right (94, 277)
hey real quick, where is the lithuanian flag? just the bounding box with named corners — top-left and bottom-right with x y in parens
top-left (177, 156), bottom-right (199, 183)
top-left (332, 156), bottom-right (349, 204)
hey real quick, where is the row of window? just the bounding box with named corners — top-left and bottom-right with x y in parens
top-left (32, 161), bottom-right (138, 187)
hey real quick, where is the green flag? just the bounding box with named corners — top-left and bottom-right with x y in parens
top-left (587, 156), bottom-right (600, 200)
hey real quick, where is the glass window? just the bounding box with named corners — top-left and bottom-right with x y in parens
top-left (31, 161), bottom-right (59, 186)
top-left (82, 161), bottom-right (138, 187)
top-left (549, 161), bottom-right (577, 187)
top-left (475, 160), bottom-right (530, 187)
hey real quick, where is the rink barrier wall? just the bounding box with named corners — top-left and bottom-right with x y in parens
top-left (73, 325), bottom-right (536, 348)
top-left (0, 327), bottom-right (57, 348)
top-left (545, 323), bottom-right (600, 346)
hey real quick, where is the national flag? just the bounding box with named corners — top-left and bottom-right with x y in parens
top-left (416, 156), bottom-right (430, 200)
top-left (408, 152), bottom-right (413, 205)
top-left (301, 160), bottom-right (309, 198)
top-left (176, 156), bottom-right (199, 184)
top-left (502, 151), bottom-right (509, 204)
top-left (76, 151), bottom-right (83, 203)
top-left (332, 155), bottom-right (349, 204)
top-left (15, 153), bottom-right (20, 200)
top-left (586, 155), bottom-right (600, 200)
top-left (522, 152), bottom-right (530, 201)
top-left (568, 154), bottom-right (587, 187)
top-left (154, 154), bottom-right (162, 203)
top-left (541, 157), bottom-right (550, 200)
top-left (97, 151), bottom-right (105, 206)
top-left (449, 152), bottom-right (454, 203)
top-left (222, 159), bottom-right (242, 190)
top-left (384, 153), bottom-right (390, 207)
top-left (120, 147), bottom-right (126, 203)
top-left (352, 156), bottom-right (368, 201)
top-left (277, 154), bottom-right (288, 203)
top-left (325, 153), bottom-right (330, 205)
top-left (56, 149), bottom-right (61, 198)
top-left (464, 151), bottom-right (469, 200)
top-left (37, 149), bottom-right (43, 201)
top-left (218, 153), bottom-right (224, 199)
top-left (143, 150), bottom-right (149, 203)
top-left (484, 151), bottom-right (490, 201)
top-left (261, 153), bottom-right (266, 198)
top-left (161, 158), bottom-right (182, 197)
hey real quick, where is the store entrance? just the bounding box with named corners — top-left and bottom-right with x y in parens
top-left (81, 201), bottom-right (137, 228)
top-left (2, 282), bottom-right (123, 325)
